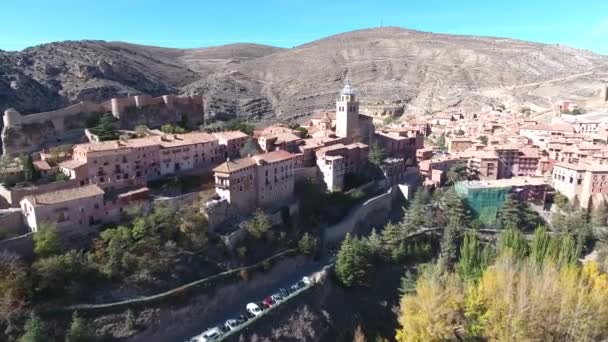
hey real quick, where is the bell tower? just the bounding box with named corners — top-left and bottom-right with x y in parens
top-left (336, 80), bottom-right (359, 138)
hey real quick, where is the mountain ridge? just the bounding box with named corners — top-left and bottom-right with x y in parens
top-left (2, 27), bottom-right (607, 121)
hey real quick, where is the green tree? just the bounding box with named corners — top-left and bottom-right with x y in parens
top-left (530, 226), bottom-right (551, 266)
top-left (446, 164), bottom-right (479, 185)
top-left (478, 135), bottom-right (488, 145)
top-left (591, 201), bottom-right (608, 228)
top-left (405, 189), bottom-right (432, 230)
top-left (20, 312), bottom-right (46, 342)
top-left (438, 219), bottom-right (462, 271)
top-left (381, 223), bottom-right (404, 255)
top-left (554, 193), bottom-right (571, 213)
top-left (178, 205), bottom-right (209, 249)
top-left (20, 155), bottom-right (38, 183)
top-left (497, 228), bottom-right (529, 260)
top-left (295, 127), bottom-right (308, 138)
top-left (245, 209), bottom-right (271, 240)
top-left (239, 137), bottom-right (261, 157)
top-left (368, 143), bottom-right (387, 167)
top-left (456, 231), bottom-right (489, 280)
top-left (33, 224), bottom-right (61, 258)
top-left (32, 250), bottom-right (100, 297)
top-left (335, 233), bottom-right (371, 287)
top-left (160, 124), bottom-right (186, 134)
top-left (440, 188), bottom-right (469, 226)
top-left (367, 228), bottom-right (384, 259)
top-left (91, 114), bottom-right (118, 141)
top-left (497, 194), bottom-right (523, 230)
top-left (298, 233), bottom-right (318, 256)
top-left (436, 133), bottom-right (446, 151)
top-left (96, 226), bottom-right (134, 277)
top-left (225, 119), bottom-right (255, 135)
top-left (66, 311), bottom-right (95, 342)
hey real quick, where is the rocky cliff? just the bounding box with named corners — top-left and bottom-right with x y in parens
top-left (2, 27), bottom-right (608, 126)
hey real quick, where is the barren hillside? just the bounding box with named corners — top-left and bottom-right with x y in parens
top-left (2, 27), bottom-right (607, 121)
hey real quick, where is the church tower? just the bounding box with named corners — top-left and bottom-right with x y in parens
top-left (336, 80), bottom-right (359, 139)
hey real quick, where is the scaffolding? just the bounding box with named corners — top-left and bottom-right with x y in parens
top-left (455, 182), bottom-right (512, 225)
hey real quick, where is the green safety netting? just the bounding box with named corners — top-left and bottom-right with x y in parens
top-left (455, 182), bottom-right (511, 226)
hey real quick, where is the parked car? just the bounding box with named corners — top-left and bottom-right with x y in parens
top-left (246, 302), bottom-right (263, 316)
top-left (224, 319), bottom-right (239, 331)
top-left (302, 276), bottom-right (312, 285)
top-left (271, 293), bottom-right (283, 303)
top-left (190, 327), bottom-right (222, 342)
top-left (262, 296), bottom-right (275, 308)
top-left (278, 287), bottom-right (289, 297)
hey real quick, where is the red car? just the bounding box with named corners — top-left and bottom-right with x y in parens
top-left (262, 297), bottom-right (275, 308)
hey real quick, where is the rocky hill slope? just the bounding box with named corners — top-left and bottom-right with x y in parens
top-left (2, 27), bottom-right (608, 121)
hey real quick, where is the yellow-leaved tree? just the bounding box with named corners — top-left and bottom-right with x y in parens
top-left (396, 227), bottom-right (608, 341)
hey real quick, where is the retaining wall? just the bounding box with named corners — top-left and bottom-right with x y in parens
top-left (0, 233), bottom-right (34, 260)
top-left (0, 209), bottom-right (26, 237)
top-left (153, 191), bottom-right (201, 210)
top-left (324, 185), bottom-right (398, 245)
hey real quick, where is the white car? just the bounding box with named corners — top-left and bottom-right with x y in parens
top-left (246, 302), bottom-right (263, 316)
top-left (224, 319), bottom-right (239, 331)
top-left (271, 294), bottom-right (283, 303)
top-left (190, 327), bottom-right (222, 342)
top-left (302, 276), bottom-right (312, 285)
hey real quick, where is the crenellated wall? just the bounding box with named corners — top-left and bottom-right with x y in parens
top-left (2, 94), bottom-right (205, 155)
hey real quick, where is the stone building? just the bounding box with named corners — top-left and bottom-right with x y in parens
top-left (552, 161), bottom-right (608, 208)
top-left (315, 143), bottom-right (369, 192)
top-left (447, 137), bottom-right (474, 154)
top-left (213, 131), bottom-right (249, 159)
top-left (211, 150), bottom-right (297, 215)
top-left (20, 184), bottom-right (149, 231)
top-left (58, 131), bottom-right (246, 191)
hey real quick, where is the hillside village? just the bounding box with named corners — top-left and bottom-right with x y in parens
top-left (1, 82), bottom-right (608, 237)
top-left (1, 78), bottom-right (608, 341)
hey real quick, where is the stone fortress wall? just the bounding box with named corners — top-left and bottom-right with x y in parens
top-left (2, 94), bottom-right (205, 155)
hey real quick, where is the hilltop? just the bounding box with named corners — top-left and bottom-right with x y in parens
top-left (2, 27), bottom-right (608, 120)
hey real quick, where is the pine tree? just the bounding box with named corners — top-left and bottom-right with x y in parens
top-left (239, 137), bottom-right (260, 157)
top-left (441, 189), bottom-right (469, 227)
top-left (438, 219), bottom-right (462, 271)
top-left (368, 143), bottom-right (387, 167)
top-left (436, 133), bottom-right (446, 151)
top-left (498, 194), bottom-right (523, 230)
top-left (591, 201), bottom-right (608, 229)
top-left (367, 228), bottom-right (384, 259)
top-left (335, 234), bottom-right (371, 287)
top-left (66, 311), bottom-right (95, 342)
top-left (91, 114), bottom-right (118, 141)
top-left (20, 312), bottom-right (46, 342)
top-left (20, 154), bottom-right (38, 182)
top-left (406, 189), bottom-right (432, 230)
top-left (381, 223), bottom-right (402, 252)
top-left (298, 233), bottom-right (318, 256)
top-left (456, 231), bottom-right (484, 280)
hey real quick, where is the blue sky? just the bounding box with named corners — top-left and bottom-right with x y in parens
top-left (2, 0), bottom-right (608, 54)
